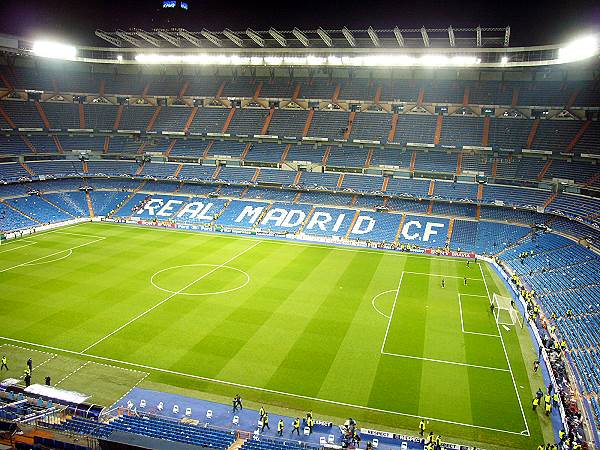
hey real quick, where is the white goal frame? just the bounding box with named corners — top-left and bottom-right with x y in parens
top-left (491, 293), bottom-right (524, 328)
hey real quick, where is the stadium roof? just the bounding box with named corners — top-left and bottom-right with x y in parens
top-left (93, 26), bottom-right (511, 49)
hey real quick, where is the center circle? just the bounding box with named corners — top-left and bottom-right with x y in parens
top-left (150, 264), bottom-right (250, 296)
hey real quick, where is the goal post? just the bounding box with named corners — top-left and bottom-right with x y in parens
top-left (491, 293), bottom-right (524, 328)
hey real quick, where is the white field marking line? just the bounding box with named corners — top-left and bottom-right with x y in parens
top-left (80, 240), bottom-right (262, 354)
top-left (150, 264), bottom-right (251, 297)
top-left (457, 294), bottom-right (500, 338)
top-left (0, 238), bottom-right (35, 245)
top-left (371, 289), bottom-right (396, 319)
top-left (0, 237), bottom-right (106, 273)
top-left (381, 351), bottom-right (510, 372)
top-left (0, 241), bottom-right (38, 253)
top-left (48, 230), bottom-right (107, 239)
top-left (55, 361), bottom-right (91, 386)
top-left (479, 263), bottom-right (530, 436)
top-left (0, 335), bottom-right (527, 437)
top-left (82, 359), bottom-right (148, 376)
top-left (88, 221), bottom-right (481, 264)
top-left (403, 271), bottom-right (482, 281)
top-left (113, 372), bottom-right (150, 409)
top-left (18, 354), bottom-right (58, 380)
top-left (380, 272), bottom-right (404, 354)
top-left (22, 249), bottom-right (73, 266)
top-left (4, 343), bottom-right (56, 356)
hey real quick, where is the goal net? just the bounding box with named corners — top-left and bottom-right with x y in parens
top-left (491, 294), bottom-right (524, 328)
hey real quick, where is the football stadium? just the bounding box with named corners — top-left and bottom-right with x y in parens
top-left (0, 17), bottom-right (598, 450)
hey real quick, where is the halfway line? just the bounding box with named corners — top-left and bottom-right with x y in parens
top-left (80, 240), bottom-right (261, 354)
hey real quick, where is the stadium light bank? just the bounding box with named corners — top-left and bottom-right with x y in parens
top-left (30, 34), bottom-right (599, 67)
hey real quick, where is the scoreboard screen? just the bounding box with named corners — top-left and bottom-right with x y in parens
top-left (162, 0), bottom-right (176, 7)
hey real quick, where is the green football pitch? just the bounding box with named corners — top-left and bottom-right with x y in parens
top-left (0, 222), bottom-right (552, 448)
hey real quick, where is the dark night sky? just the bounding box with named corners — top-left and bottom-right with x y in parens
top-left (0, 0), bottom-right (599, 47)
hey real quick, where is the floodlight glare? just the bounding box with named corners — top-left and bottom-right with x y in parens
top-left (32, 41), bottom-right (76, 59)
top-left (500, 56), bottom-right (509, 65)
top-left (558, 35), bottom-right (599, 63)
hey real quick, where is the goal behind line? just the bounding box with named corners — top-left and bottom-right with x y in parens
top-left (491, 293), bottom-right (524, 328)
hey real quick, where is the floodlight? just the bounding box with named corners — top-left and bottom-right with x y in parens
top-left (500, 56), bottom-right (508, 65)
top-left (558, 35), bottom-right (599, 63)
top-left (265, 56), bottom-right (283, 65)
top-left (32, 41), bottom-right (76, 60)
top-left (116, 54), bottom-right (123, 61)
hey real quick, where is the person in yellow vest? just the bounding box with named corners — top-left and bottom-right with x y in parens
top-left (259, 406), bottom-right (265, 421)
top-left (307, 416), bottom-right (314, 433)
top-left (419, 419), bottom-right (425, 437)
top-left (277, 419), bottom-right (284, 436)
top-left (292, 418), bottom-right (300, 436)
top-left (558, 429), bottom-right (566, 442)
top-left (553, 392), bottom-right (560, 407)
top-left (532, 396), bottom-right (540, 411)
top-left (261, 413), bottom-right (270, 431)
top-left (0, 355), bottom-right (7, 371)
top-left (545, 401), bottom-right (552, 416)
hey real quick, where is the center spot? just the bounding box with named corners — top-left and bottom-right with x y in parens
top-left (150, 264), bottom-right (250, 297)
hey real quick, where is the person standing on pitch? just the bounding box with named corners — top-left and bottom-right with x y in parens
top-left (232, 397), bottom-right (238, 413)
top-left (0, 355), bottom-right (8, 371)
top-left (277, 419), bottom-right (284, 436)
top-left (419, 419), bottom-right (425, 437)
top-left (441, 278), bottom-right (445, 288)
top-left (27, 358), bottom-right (32, 373)
top-left (464, 276), bottom-right (467, 286)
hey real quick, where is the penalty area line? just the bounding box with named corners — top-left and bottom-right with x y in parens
top-left (0, 335), bottom-right (529, 437)
top-left (479, 263), bottom-right (530, 436)
top-left (0, 237), bottom-right (106, 273)
top-left (0, 240), bottom-right (37, 253)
